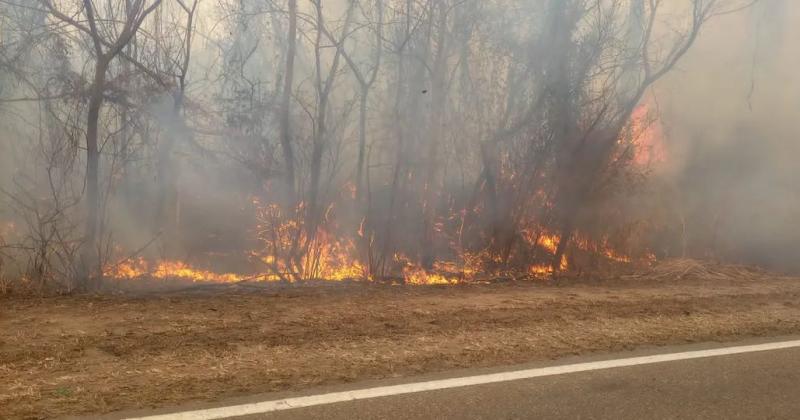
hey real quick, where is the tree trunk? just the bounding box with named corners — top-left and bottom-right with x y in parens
top-left (551, 208), bottom-right (576, 272)
top-left (81, 57), bottom-right (110, 289)
top-left (420, 2), bottom-right (449, 269)
top-left (156, 83), bottom-right (185, 257)
top-left (355, 87), bottom-right (369, 200)
top-left (307, 0), bottom-right (352, 236)
top-left (278, 0), bottom-right (298, 197)
top-left (377, 0), bottom-right (412, 275)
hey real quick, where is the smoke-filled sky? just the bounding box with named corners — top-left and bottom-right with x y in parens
top-left (654, 0), bottom-right (800, 270)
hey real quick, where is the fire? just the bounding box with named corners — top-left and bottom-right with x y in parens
top-left (573, 234), bottom-right (638, 264)
top-left (395, 254), bottom-right (461, 285)
top-left (403, 269), bottom-right (456, 285)
top-left (104, 200), bottom-right (456, 286)
top-left (604, 249), bottom-right (631, 263)
top-left (303, 234), bottom-right (367, 281)
top-left (520, 228), bottom-right (560, 252)
top-left (537, 233), bottom-right (560, 254)
top-left (104, 254), bottom-right (459, 285)
top-left (629, 101), bottom-right (666, 166)
top-left (518, 228), bottom-right (570, 276)
top-left (105, 258), bottom-right (248, 283)
top-left (529, 254), bottom-right (568, 276)
top-left (104, 187), bottom-right (654, 285)
top-left (253, 201), bottom-right (367, 282)
top-left (519, 225), bottom-right (653, 276)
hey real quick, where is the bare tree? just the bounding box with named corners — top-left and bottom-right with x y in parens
top-left (548, 0), bottom-right (739, 271)
top-left (41, 0), bottom-right (164, 288)
top-left (0, 0), bottom-right (762, 289)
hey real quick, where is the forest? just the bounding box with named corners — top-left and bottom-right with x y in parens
top-left (0, 0), bottom-right (780, 292)
top-left (10, 2), bottom-right (800, 419)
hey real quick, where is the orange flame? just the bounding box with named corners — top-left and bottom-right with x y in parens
top-left (395, 254), bottom-right (461, 285)
top-left (629, 102), bottom-right (666, 166)
top-left (105, 258), bottom-right (249, 283)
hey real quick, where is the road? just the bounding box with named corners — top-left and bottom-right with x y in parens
top-left (110, 338), bottom-right (800, 420)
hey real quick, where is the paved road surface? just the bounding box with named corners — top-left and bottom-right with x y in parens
top-left (109, 337), bottom-right (800, 420)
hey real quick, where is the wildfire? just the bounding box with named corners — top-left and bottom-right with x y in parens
top-left (629, 101), bottom-right (666, 166)
top-left (519, 225), bottom-right (655, 276)
top-left (303, 233), bottom-right (367, 281)
top-left (104, 254), bottom-right (460, 285)
top-left (402, 268), bottom-right (456, 285)
top-left (537, 233), bottom-right (561, 254)
top-left (395, 254), bottom-right (461, 285)
top-left (529, 254), bottom-right (568, 276)
top-left (105, 258), bottom-right (248, 283)
top-left (253, 201), bottom-right (368, 282)
top-left (604, 249), bottom-right (632, 263)
top-left (103, 184), bottom-right (655, 285)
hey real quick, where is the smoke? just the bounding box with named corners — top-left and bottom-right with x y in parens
top-left (653, 0), bottom-right (800, 271)
top-left (1, 0), bottom-right (799, 289)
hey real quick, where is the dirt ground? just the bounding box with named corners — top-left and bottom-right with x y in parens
top-left (3, 262), bottom-right (800, 419)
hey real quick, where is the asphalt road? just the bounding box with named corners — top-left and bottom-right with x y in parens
top-left (111, 338), bottom-right (800, 420)
top-left (254, 347), bottom-right (800, 420)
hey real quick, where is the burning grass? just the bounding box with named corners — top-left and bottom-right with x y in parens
top-left (1, 97), bottom-right (669, 294)
top-left (96, 106), bottom-right (666, 289)
top-left (100, 222), bottom-right (652, 288)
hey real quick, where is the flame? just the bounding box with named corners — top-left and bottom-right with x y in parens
top-left (629, 102), bottom-right (666, 166)
top-left (305, 234), bottom-right (367, 281)
top-left (105, 253), bottom-right (460, 285)
top-left (521, 227), bottom-right (649, 276)
top-left (103, 184), bottom-right (655, 285)
top-left (403, 269), bottom-right (455, 285)
top-left (604, 249), bottom-right (631, 263)
top-left (537, 233), bottom-right (560, 254)
top-left (104, 199), bottom-right (459, 286)
top-left (518, 228), bottom-right (570, 276)
top-left (394, 253), bottom-right (461, 285)
top-left (253, 201), bottom-right (367, 282)
top-left (105, 258), bottom-right (248, 283)
top-left (529, 254), bottom-right (568, 276)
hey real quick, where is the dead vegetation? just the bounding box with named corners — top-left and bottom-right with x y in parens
top-left (623, 258), bottom-right (775, 282)
top-left (2, 262), bottom-right (800, 419)
top-left (0, 1), bottom-right (766, 291)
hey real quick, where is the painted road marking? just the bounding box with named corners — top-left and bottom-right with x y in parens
top-left (127, 339), bottom-right (800, 420)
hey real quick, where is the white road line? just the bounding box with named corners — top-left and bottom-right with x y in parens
top-left (127, 339), bottom-right (800, 420)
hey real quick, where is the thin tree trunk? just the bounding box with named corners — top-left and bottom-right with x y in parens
top-left (279, 0), bottom-right (298, 196)
top-left (307, 0), bottom-right (353, 235)
top-left (420, 2), bottom-right (449, 269)
top-left (158, 0), bottom-right (197, 258)
top-left (377, 0), bottom-right (412, 276)
top-left (355, 88), bottom-right (369, 200)
top-left (81, 57), bottom-right (110, 289)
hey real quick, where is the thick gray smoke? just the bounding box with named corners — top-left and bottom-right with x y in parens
top-left (0, 0), bottom-right (798, 290)
top-left (654, 0), bottom-right (800, 271)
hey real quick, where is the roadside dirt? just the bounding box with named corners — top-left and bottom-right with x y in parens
top-left (3, 269), bottom-right (800, 419)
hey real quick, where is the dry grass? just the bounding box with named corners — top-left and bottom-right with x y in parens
top-left (2, 260), bottom-right (800, 419)
top-left (624, 258), bottom-right (775, 282)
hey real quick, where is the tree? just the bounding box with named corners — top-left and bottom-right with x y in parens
top-left (42, 0), bottom-right (164, 288)
top-left (279, 0), bottom-right (298, 196)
